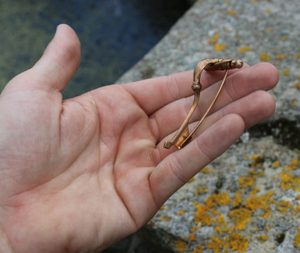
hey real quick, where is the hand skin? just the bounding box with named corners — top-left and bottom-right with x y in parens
top-left (0, 24), bottom-right (279, 253)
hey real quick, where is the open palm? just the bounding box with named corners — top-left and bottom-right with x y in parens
top-left (0, 25), bottom-right (278, 253)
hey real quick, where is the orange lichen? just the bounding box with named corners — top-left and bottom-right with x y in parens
top-left (192, 244), bottom-right (204, 253)
top-left (272, 160), bottom-right (281, 168)
top-left (294, 205), bottom-right (300, 213)
top-left (290, 159), bottom-right (299, 170)
top-left (214, 215), bottom-right (231, 234)
top-left (245, 192), bottom-right (273, 218)
top-left (201, 166), bottom-right (214, 174)
top-left (294, 228), bottom-right (300, 248)
top-left (280, 35), bottom-right (289, 41)
top-left (265, 27), bottom-right (273, 33)
top-left (238, 46), bottom-right (252, 54)
top-left (194, 203), bottom-right (212, 225)
top-left (231, 192), bottom-right (243, 208)
top-left (282, 68), bottom-right (290, 77)
top-left (191, 225), bottom-right (200, 233)
top-left (159, 216), bottom-right (172, 221)
top-left (264, 8), bottom-right (272, 15)
top-left (175, 240), bottom-right (187, 252)
top-left (214, 43), bottom-right (227, 52)
top-left (239, 175), bottom-right (255, 188)
top-left (280, 172), bottom-right (293, 190)
top-left (259, 52), bottom-right (271, 62)
top-left (227, 9), bottom-right (237, 16)
top-left (188, 233), bottom-right (196, 241)
top-left (209, 32), bottom-right (219, 45)
top-left (177, 209), bottom-right (185, 216)
top-left (249, 154), bottom-right (264, 166)
top-left (205, 192), bottom-right (231, 208)
top-left (275, 53), bottom-right (287, 60)
top-left (194, 187), bottom-right (209, 195)
top-left (208, 237), bottom-right (222, 253)
top-left (257, 234), bottom-right (269, 242)
top-left (294, 82), bottom-right (300, 90)
top-left (224, 233), bottom-right (249, 253)
top-left (280, 172), bottom-right (300, 191)
top-left (276, 200), bottom-right (293, 213)
top-left (228, 208), bottom-right (252, 230)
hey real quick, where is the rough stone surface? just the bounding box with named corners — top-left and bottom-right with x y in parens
top-left (118, 0), bottom-right (300, 252)
top-left (147, 137), bottom-right (300, 252)
top-left (118, 0), bottom-right (300, 124)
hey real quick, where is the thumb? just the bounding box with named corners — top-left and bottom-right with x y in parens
top-left (4, 24), bottom-right (81, 93)
top-left (33, 24), bottom-right (81, 91)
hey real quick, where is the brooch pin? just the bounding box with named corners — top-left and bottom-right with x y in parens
top-left (164, 58), bottom-right (243, 149)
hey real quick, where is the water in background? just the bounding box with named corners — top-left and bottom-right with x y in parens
top-left (0, 0), bottom-right (192, 97)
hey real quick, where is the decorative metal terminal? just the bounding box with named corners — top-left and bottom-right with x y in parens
top-left (164, 58), bottom-right (243, 149)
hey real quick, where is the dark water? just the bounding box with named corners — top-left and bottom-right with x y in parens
top-left (0, 0), bottom-right (192, 98)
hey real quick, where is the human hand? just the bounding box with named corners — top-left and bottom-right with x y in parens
top-left (0, 24), bottom-right (278, 253)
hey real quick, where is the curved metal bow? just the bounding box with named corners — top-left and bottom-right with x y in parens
top-left (164, 58), bottom-right (243, 149)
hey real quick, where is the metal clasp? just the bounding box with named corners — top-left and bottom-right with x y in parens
top-left (164, 58), bottom-right (243, 149)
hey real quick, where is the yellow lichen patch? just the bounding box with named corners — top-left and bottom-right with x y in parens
top-left (264, 8), bottom-right (272, 15)
top-left (245, 192), bottom-right (274, 218)
top-left (208, 237), bottom-right (222, 253)
top-left (214, 43), bottom-right (227, 52)
top-left (296, 195), bottom-right (300, 200)
top-left (249, 154), bottom-right (264, 166)
top-left (188, 233), bottom-right (196, 241)
top-left (265, 27), bottom-right (273, 33)
top-left (239, 175), bottom-right (256, 188)
top-left (282, 68), bottom-right (290, 77)
top-left (214, 215), bottom-right (231, 234)
top-left (294, 82), bottom-right (300, 90)
top-left (231, 192), bottom-right (243, 208)
top-left (280, 172), bottom-right (300, 191)
top-left (296, 53), bottom-right (300, 59)
top-left (175, 240), bottom-right (188, 252)
top-left (259, 52), bottom-right (271, 62)
top-left (227, 9), bottom-right (237, 16)
top-left (276, 200), bottom-right (293, 213)
top-left (224, 233), bottom-right (249, 253)
top-left (205, 192), bottom-right (231, 208)
top-left (257, 234), bottom-right (269, 242)
top-left (294, 228), bottom-right (300, 248)
top-left (201, 166), bottom-right (214, 174)
top-left (280, 172), bottom-right (293, 190)
top-left (280, 35), bottom-right (289, 41)
top-left (194, 203), bottom-right (212, 225)
top-left (238, 46), bottom-right (252, 54)
top-left (250, 186), bottom-right (261, 195)
top-left (194, 187), bottom-right (208, 195)
top-left (209, 32), bottom-right (219, 45)
top-left (192, 244), bottom-right (204, 253)
top-left (177, 209), bottom-right (185, 216)
top-left (290, 159), bottom-right (299, 170)
top-left (228, 208), bottom-right (252, 230)
top-left (159, 215), bottom-right (172, 221)
top-left (249, 168), bottom-right (265, 177)
top-left (191, 225), bottom-right (200, 233)
top-left (275, 53), bottom-right (287, 60)
top-left (272, 160), bottom-right (281, 168)
top-left (294, 205), bottom-right (300, 214)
